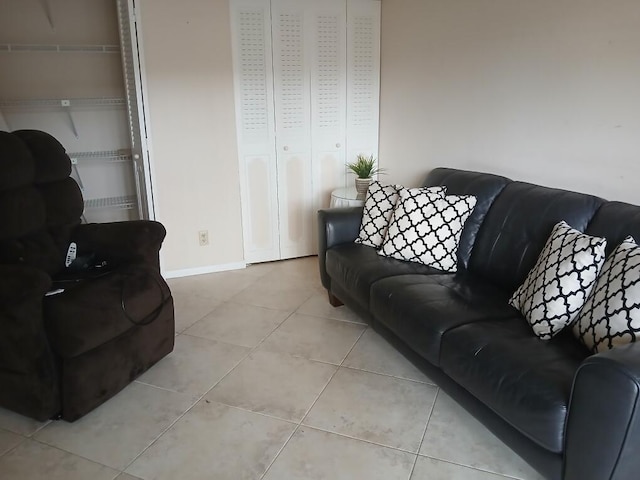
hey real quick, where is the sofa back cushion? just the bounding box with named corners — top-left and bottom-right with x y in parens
top-left (585, 201), bottom-right (640, 254)
top-left (422, 168), bottom-right (511, 270)
top-left (468, 182), bottom-right (605, 294)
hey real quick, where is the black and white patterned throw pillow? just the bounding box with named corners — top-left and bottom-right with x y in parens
top-left (509, 221), bottom-right (607, 340)
top-left (573, 236), bottom-right (640, 353)
top-left (378, 188), bottom-right (476, 272)
top-left (355, 182), bottom-right (445, 249)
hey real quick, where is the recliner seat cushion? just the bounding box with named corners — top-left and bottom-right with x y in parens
top-left (326, 243), bottom-right (440, 310)
top-left (370, 274), bottom-right (515, 366)
top-left (44, 265), bottom-right (171, 358)
top-left (440, 319), bottom-right (590, 453)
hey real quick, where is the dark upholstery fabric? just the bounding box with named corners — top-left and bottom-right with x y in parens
top-left (422, 168), bottom-right (511, 269)
top-left (585, 201), bottom-right (640, 255)
top-left (0, 131), bottom-right (35, 190)
top-left (12, 130), bottom-right (72, 184)
top-left (0, 130), bottom-right (82, 276)
top-left (71, 221), bottom-right (167, 269)
top-left (0, 130), bottom-right (174, 422)
top-left (370, 273), bottom-right (515, 366)
top-left (0, 229), bottom-right (64, 276)
top-left (468, 182), bottom-right (605, 294)
top-left (0, 186), bottom-right (46, 240)
top-left (440, 320), bottom-right (589, 453)
top-left (45, 265), bottom-right (172, 358)
top-left (326, 243), bottom-right (441, 310)
top-left (39, 177), bottom-right (84, 228)
top-left (61, 297), bottom-right (174, 421)
top-left (0, 265), bottom-right (60, 421)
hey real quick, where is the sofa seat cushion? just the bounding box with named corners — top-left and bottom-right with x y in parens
top-left (440, 319), bottom-right (590, 453)
top-left (370, 274), bottom-right (514, 366)
top-left (325, 243), bottom-right (441, 310)
top-left (44, 265), bottom-right (171, 358)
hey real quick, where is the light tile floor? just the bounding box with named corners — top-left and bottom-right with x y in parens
top-left (0, 257), bottom-right (545, 480)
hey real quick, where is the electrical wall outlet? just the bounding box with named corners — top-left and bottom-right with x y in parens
top-left (198, 230), bottom-right (209, 246)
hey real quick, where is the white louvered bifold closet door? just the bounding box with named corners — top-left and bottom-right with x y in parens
top-left (346, 0), bottom-right (380, 166)
top-left (230, 0), bottom-right (280, 263)
top-left (271, 0), bottom-right (314, 259)
top-left (310, 0), bottom-right (348, 242)
top-left (231, 0), bottom-right (379, 264)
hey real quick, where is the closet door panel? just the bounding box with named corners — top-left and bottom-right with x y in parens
top-left (231, 0), bottom-right (380, 263)
top-left (272, 0), bottom-right (314, 258)
top-left (311, 0), bottom-right (347, 213)
top-left (346, 0), bottom-right (381, 164)
top-left (231, 0), bottom-right (280, 262)
top-left (277, 150), bottom-right (313, 259)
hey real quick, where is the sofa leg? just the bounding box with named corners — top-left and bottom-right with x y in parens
top-left (328, 291), bottom-right (344, 307)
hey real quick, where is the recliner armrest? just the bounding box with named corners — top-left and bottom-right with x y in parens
top-left (563, 343), bottom-right (640, 480)
top-left (71, 220), bottom-right (166, 270)
top-left (317, 207), bottom-right (363, 289)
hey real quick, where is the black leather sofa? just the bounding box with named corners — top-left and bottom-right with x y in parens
top-left (318, 167), bottom-right (640, 480)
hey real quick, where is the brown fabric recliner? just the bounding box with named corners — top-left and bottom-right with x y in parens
top-left (0, 130), bottom-right (175, 422)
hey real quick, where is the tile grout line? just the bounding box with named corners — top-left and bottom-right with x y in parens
top-left (259, 323), bottom-right (367, 479)
top-left (0, 434), bottom-right (28, 460)
top-left (15, 436), bottom-right (121, 475)
top-left (339, 364), bottom-right (437, 386)
top-left (408, 387), bottom-right (440, 479)
top-left (257, 424), bottom-right (301, 480)
top-left (293, 423), bottom-right (426, 457)
top-left (294, 309), bottom-right (369, 326)
top-left (418, 453), bottom-right (531, 480)
top-left (118, 305), bottom-right (301, 474)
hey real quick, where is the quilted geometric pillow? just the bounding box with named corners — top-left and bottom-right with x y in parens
top-left (378, 188), bottom-right (476, 272)
top-left (355, 182), bottom-right (445, 249)
top-left (509, 221), bottom-right (607, 340)
top-left (573, 236), bottom-right (640, 353)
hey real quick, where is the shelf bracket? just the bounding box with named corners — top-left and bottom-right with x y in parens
top-left (40, 0), bottom-right (55, 30)
top-left (61, 100), bottom-right (79, 138)
top-left (69, 157), bottom-right (85, 191)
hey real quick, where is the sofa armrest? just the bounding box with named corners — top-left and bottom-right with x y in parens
top-left (563, 343), bottom-right (640, 480)
top-left (71, 220), bottom-right (166, 270)
top-left (317, 207), bottom-right (363, 289)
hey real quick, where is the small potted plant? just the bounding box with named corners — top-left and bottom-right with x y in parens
top-left (347, 154), bottom-right (385, 198)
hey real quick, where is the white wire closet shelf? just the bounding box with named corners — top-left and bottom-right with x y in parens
top-left (84, 195), bottom-right (137, 210)
top-left (68, 150), bottom-right (132, 164)
top-left (0, 97), bottom-right (126, 108)
top-left (0, 44), bottom-right (120, 53)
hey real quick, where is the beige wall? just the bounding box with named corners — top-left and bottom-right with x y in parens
top-left (379, 0), bottom-right (640, 204)
top-left (137, 0), bottom-right (245, 274)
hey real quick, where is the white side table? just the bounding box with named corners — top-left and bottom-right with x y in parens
top-left (330, 186), bottom-right (365, 208)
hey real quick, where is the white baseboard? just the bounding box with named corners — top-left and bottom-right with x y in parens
top-left (162, 261), bottom-right (247, 279)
